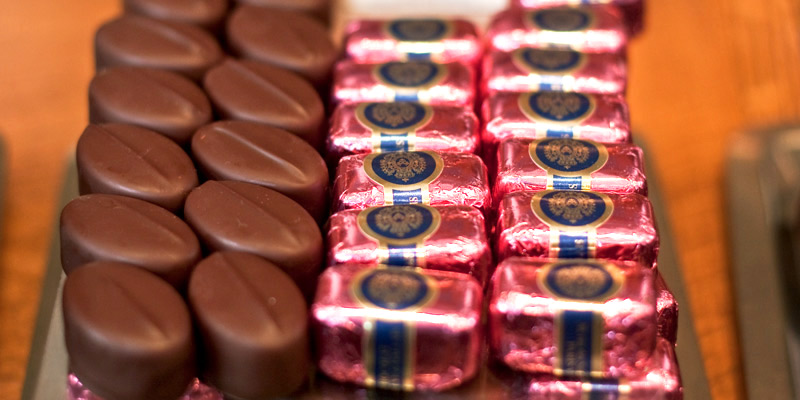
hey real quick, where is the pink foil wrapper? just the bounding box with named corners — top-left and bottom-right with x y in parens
top-left (655, 270), bottom-right (679, 345)
top-left (495, 190), bottom-right (658, 267)
top-left (482, 48), bottom-right (627, 95)
top-left (312, 265), bottom-right (483, 391)
top-left (494, 137), bottom-right (647, 202)
top-left (327, 204), bottom-right (492, 285)
top-left (489, 258), bottom-right (657, 378)
top-left (519, 338), bottom-right (682, 399)
top-left (332, 60), bottom-right (475, 106)
top-left (344, 19), bottom-right (482, 64)
top-left (509, 0), bottom-right (645, 37)
top-left (487, 6), bottom-right (629, 53)
top-left (327, 102), bottom-right (480, 161)
top-left (332, 150), bottom-right (491, 212)
top-left (68, 374), bottom-right (223, 400)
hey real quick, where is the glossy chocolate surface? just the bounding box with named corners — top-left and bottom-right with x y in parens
top-left (183, 180), bottom-right (323, 296)
top-left (188, 251), bottom-right (309, 399)
top-left (232, 0), bottom-right (328, 20)
top-left (202, 59), bottom-right (324, 148)
top-left (77, 123), bottom-right (198, 212)
top-left (123, 0), bottom-right (229, 31)
top-left (89, 66), bottom-right (213, 145)
top-left (60, 194), bottom-right (202, 287)
top-left (62, 262), bottom-right (195, 400)
top-left (95, 15), bottom-right (223, 81)
top-left (191, 120), bottom-right (328, 221)
top-left (226, 5), bottom-right (335, 84)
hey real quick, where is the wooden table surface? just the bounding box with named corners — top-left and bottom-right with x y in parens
top-left (1, 1), bottom-right (797, 399)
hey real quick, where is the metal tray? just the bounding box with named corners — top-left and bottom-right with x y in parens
top-left (21, 139), bottom-right (711, 399)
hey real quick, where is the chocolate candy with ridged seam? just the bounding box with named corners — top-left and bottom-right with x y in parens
top-left (202, 59), bottom-right (324, 148)
top-left (232, 0), bottom-right (329, 22)
top-left (60, 194), bottom-right (202, 288)
top-left (183, 180), bottom-right (323, 296)
top-left (89, 66), bottom-right (213, 145)
top-left (123, 0), bottom-right (229, 32)
top-left (226, 5), bottom-right (336, 85)
top-left (191, 121), bottom-right (328, 221)
top-left (77, 123), bottom-right (198, 213)
top-left (95, 15), bottom-right (223, 81)
top-left (188, 251), bottom-right (309, 399)
top-left (62, 262), bottom-right (195, 400)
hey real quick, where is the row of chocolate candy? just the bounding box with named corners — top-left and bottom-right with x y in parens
top-left (482, 1), bottom-right (683, 399)
top-left (316, 18), bottom-right (491, 391)
top-left (60, 1), bottom-right (337, 399)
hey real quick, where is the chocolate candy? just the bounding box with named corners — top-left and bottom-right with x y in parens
top-left (89, 66), bottom-right (213, 145)
top-left (495, 190), bottom-right (658, 267)
top-left (188, 251), bottom-right (309, 399)
top-left (482, 48), bottom-right (627, 94)
top-left (226, 5), bottom-right (336, 85)
top-left (332, 151), bottom-right (491, 212)
top-left (95, 15), bottom-right (223, 81)
top-left (203, 59), bottom-right (325, 148)
top-left (183, 180), bottom-right (323, 296)
top-left (344, 18), bottom-right (482, 64)
top-left (327, 204), bottom-right (492, 285)
top-left (487, 6), bottom-right (629, 53)
top-left (191, 120), bottom-right (329, 221)
top-left (327, 102), bottom-right (480, 160)
top-left (77, 123), bottom-right (198, 213)
top-left (123, 0), bottom-right (229, 31)
top-left (232, 0), bottom-right (329, 21)
top-left (62, 262), bottom-right (195, 400)
top-left (312, 265), bottom-right (483, 391)
top-left (333, 60), bottom-right (475, 106)
top-left (489, 258), bottom-right (657, 378)
top-left (494, 138), bottom-right (648, 202)
top-left (60, 194), bottom-right (201, 288)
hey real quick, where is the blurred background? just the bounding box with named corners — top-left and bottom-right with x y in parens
top-left (1, 0), bottom-right (798, 399)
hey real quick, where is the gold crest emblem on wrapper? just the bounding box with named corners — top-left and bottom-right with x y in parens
top-left (381, 152), bottom-right (426, 182)
top-left (525, 8), bottom-right (596, 32)
top-left (531, 190), bottom-right (614, 231)
top-left (373, 62), bottom-right (448, 92)
top-left (529, 138), bottom-right (609, 177)
top-left (358, 205), bottom-right (441, 246)
top-left (511, 48), bottom-right (588, 77)
top-left (356, 102), bottom-right (434, 134)
top-left (538, 261), bottom-right (623, 303)
top-left (519, 92), bottom-right (597, 127)
top-left (351, 267), bottom-right (438, 311)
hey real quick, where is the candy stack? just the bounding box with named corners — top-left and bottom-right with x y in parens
top-left (484, 1), bottom-right (682, 398)
top-left (316, 18), bottom-right (492, 391)
top-left (62, 1), bottom-right (335, 399)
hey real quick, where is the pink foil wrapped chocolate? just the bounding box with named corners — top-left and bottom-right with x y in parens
top-left (312, 265), bottom-right (483, 391)
top-left (344, 19), bottom-right (482, 64)
top-left (482, 48), bottom-right (627, 94)
top-left (494, 137), bottom-right (647, 202)
top-left (332, 150), bottom-right (491, 212)
top-left (327, 204), bottom-right (492, 285)
top-left (521, 338), bottom-right (682, 399)
top-left (495, 190), bottom-right (658, 267)
top-left (489, 258), bottom-right (657, 378)
top-left (332, 60), bottom-right (475, 106)
top-left (68, 375), bottom-right (223, 400)
top-left (487, 6), bottom-right (628, 53)
top-left (510, 1), bottom-right (646, 37)
top-left (327, 102), bottom-right (479, 160)
top-left (655, 270), bottom-right (679, 345)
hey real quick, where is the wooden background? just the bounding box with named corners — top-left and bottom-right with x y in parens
top-left (2, 0), bottom-right (798, 398)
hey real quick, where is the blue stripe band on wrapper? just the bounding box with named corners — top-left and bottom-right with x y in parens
top-left (373, 320), bottom-right (407, 389)
top-left (552, 175), bottom-right (583, 190)
top-left (387, 244), bottom-right (417, 266)
top-left (588, 380), bottom-right (622, 400)
top-left (391, 189), bottom-right (423, 204)
top-left (546, 128), bottom-right (575, 138)
top-left (394, 92), bottom-right (420, 102)
top-left (407, 53), bottom-right (431, 61)
top-left (558, 233), bottom-right (590, 258)
top-left (379, 133), bottom-right (410, 152)
top-left (561, 310), bottom-right (595, 376)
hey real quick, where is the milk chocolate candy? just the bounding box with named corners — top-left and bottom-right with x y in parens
top-left (123, 0), bottom-right (229, 32)
top-left (60, 194), bottom-right (202, 288)
top-left (203, 59), bottom-right (325, 148)
top-left (183, 180), bottom-right (323, 296)
top-left (62, 262), bottom-right (195, 400)
top-left (95, 15), bottom-right (223, 81)
top-left (89, 66), bottom-right (213, 145)
top-left (191, 121), bottom-right (328, 221)
top-left (77, 123), bottom-right (198, 213)
top-left (232, 0), bottom-right (329, 22)
top-left (188, 251), bottom-right (309, 399)
top-left (226, 5), bottom-right (336, 85)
